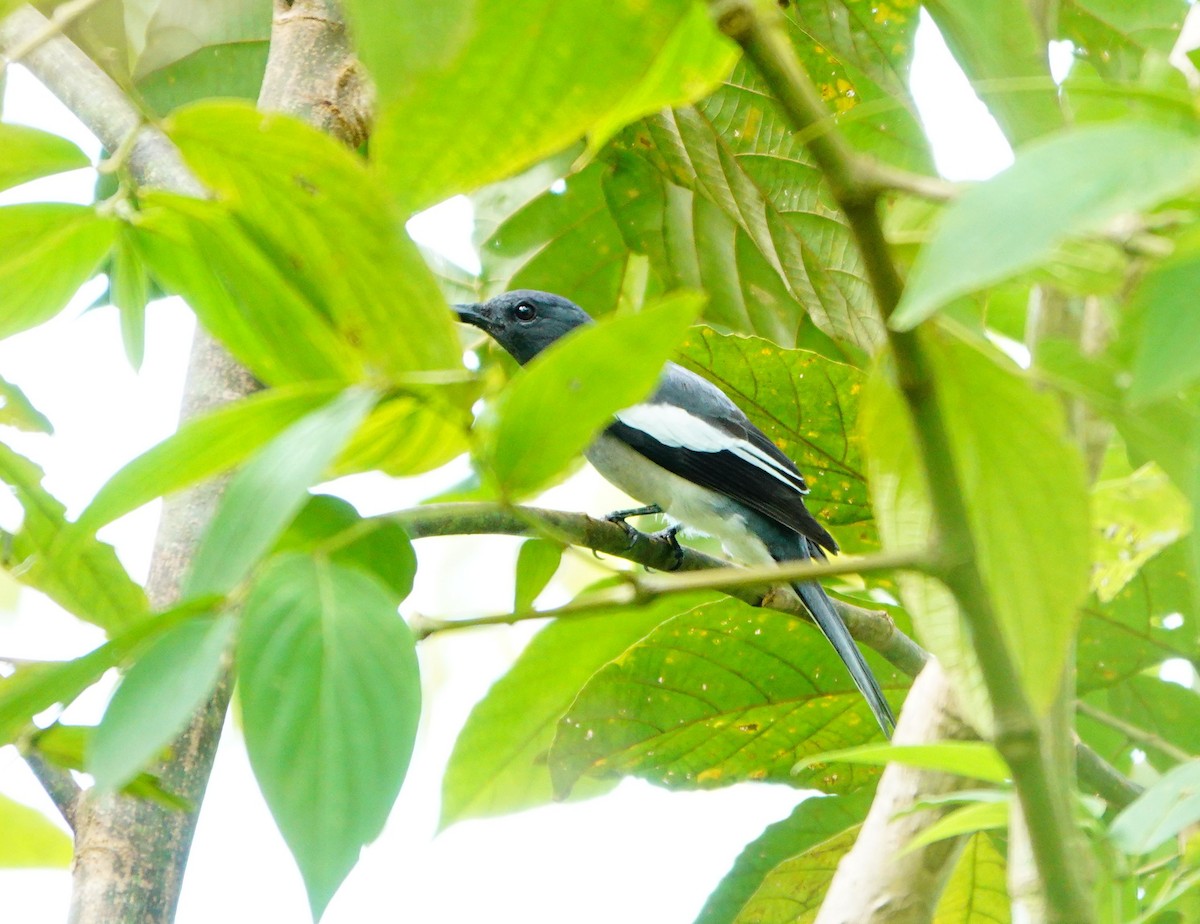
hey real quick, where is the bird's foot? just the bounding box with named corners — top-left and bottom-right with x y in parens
top-left (647, 523), bottom-right (684, 571)
top-left (604, 504), bottom-right (664, 546)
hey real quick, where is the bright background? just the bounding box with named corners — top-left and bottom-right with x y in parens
top-left (0, 13), bottom-right (1027, 922)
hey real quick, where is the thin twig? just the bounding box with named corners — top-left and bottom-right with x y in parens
top-left (19, 747), bottom-right (79, 829)
top-left (1077, 700), bottom-right (1195, 765)
top-left (0, 0), bottom-right (108, 64)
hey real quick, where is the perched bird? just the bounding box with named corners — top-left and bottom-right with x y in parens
top-left (456, 289), bottom-right (895, 737)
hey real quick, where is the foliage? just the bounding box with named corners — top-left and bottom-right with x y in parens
top-left (1, 0), bottom-right (1199, 921)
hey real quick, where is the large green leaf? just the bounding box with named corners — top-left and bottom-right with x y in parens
top-left (695, 791), bottom-right (874, 924)
top-left (860, 365), bottom-right (992, 728)
top-left (238, 554), bottom-right (421, 918)
top-left (0, 444), bottom-right (147, 634)
top-left (895, 123), bottom-right (1200, 328)
top-left (1059, 0), bottom-right (1189, 82)
top-left (0, 204), bottom-right (116, 340)
top-left (0, 124), bottom-right (91, 192)
top-left (133, 197), bottom-right (364, 384)
top-left (332, 393), bottom-right (471, 478)
top-left (0, 794), bottom-right (71, 868)
top-left (1081, 676), bottom-right (1200, 773)
top-left (1109, 759), bottom-right (1200, 854)
top-left (1090, 462), bottom-right (1189, 602)
top-left (138, 42), bottom-right (269, 115)
top-left (184, 388), bottom-right (376, 598)
top-left (0, 374), bottom-right (52, 434)
top-left (1078, 542), bottom-right (1197, 693)
top-left (76, 382), bottom-right (343, 533)
top-left (125, 0), bottom-right (269, 79)
top-left (926, 335), bottom-right (1091, 712)
top-left (277, 494), bottom-right (417, 605)
top-left (440, 595), bottom-right (710, 829)
top-left (924, 0), bottom-right (1063, 145)
top-left (164, 102), bottom-right (461, 376)
top-left (1129, 254), bottom-right (1200, 403)
top-left (480, 161), bottom-right (654, 321)
top-left (933, 832), bottom-right (1010, 923)
top-left (0, 598), bottom-right (214, 745)
top-left (476, 291), bottom-right (702, 497)
top-left (88, 614), bottom-right (234, 791)
top-left (675, 327), bottom-right (870, 526)
top-left (349, 0), bottom-right (732, 213)
top-left (548, 598), bottom-right (904, 798)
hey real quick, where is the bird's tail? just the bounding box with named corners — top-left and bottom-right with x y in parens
top-left (794, 574), bottom-right (896, 739)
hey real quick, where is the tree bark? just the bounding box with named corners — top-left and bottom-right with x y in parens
top-left (815, 662), bottom-right (976, 924)
top-left (4, 2), bottom-right (370, 920)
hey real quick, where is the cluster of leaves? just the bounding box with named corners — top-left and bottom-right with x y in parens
top-left (0, 0), bottom-right (1198, 922)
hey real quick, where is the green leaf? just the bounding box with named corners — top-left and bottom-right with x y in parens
top-left (0, 204), bottom-right (117, 340)
top-left (1059, 0), bottom-right (1189, 82)
top-left (0, 794), bottom-right (71, 868)
top-left (124, 0), bottom-right (269, 78)
top-left (0, 124), bottom-right (91, 192)
top-left (76, 382), bottom-right (343, 534)
top-left (111, 227), bottom-right (149, 370)
top-left (896, 335), bottom-right (1092, 713)
top-left (30, 722), bottom-right (190, 810)
top-left (794, 742), bottom-right (1010, 783)
top-left (0, 374), bottom-right (53, 434)
top-left (548, 598), bottom-right (904, 799)
top-left (164, 102), bottom-right (461, 377)
top-left (184, 387), bottom-right (376, 598)
top-left (1078, 541), bottom-right (1197, 693)
top-left (675, 327), bottom-right (871, 527)
top-left (477, 291), bottom-right (702, 497)
top-left (480, 160), bottom-right (653, 322)
top-left (333, 394), bottom-right (471, 479)
top-left (695, 791), bottom-right (873, 924)
top-left (934, 833), bottom-right (1010, 924)
top-left (0, 443), bottom-right (148, 634)
top-left (860, 363), bottom-right (992, 728)
top-left (352, 0), bottom-right (731, 213)
top-left (584, 3), bottom-right (737, 153)
top-left (895, 123), bottom-right (1200, 328)
top-left (137, 42), bottom-right (269, 115)
top-left (0, 598), bottom-right (214, 745)
top-left (133, 196), bottom-right (363, 384)
top-left (1091, 463), bottom-right (1190, 602)
top-left (238, 554), bottom-right (421, 918)
top-left (88, 614), bottom-right (233, 791)
top-left (904, 800), bottom-right (1010, 853)
top-left (440, 595), bottom-right (703, 829)
top-left (924, 0), bottom-right (1064, 144)
top-left (1129, 254), bottom-right (1200, 403)
top-left (513, 540), bottom-right (562, 613)
top-left (1109, 759), bottom-right (1200, 854)
top-left (278, 494), bottom-right (417, 604)
top-left (1081, 676), bottom-right (1200, 773)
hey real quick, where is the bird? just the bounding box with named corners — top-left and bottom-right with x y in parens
top-left (455, 289), bottom-right (895, 737)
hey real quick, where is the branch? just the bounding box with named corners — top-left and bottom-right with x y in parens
top-left (19, 746), bottom-right (79, 829)
top-left (1077, 700), bottom-right (1195, 765)
top-left (816, 662), bottom-right (975, 924)
top-left (397, 502), bottom-right (1135, 809)
top-left (397, 503), bottom-right (930, 676)
top-left (708, 3), bottom-right (1094, 921)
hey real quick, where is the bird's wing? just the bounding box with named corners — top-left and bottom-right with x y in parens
top-left (608, 400), bottom-right (839, 554)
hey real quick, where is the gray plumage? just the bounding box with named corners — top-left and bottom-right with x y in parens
top-left (456, 289), bottom-right (895, 737)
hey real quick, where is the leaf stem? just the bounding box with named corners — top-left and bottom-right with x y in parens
top-left (708, 2), bottom-right (1095, 920)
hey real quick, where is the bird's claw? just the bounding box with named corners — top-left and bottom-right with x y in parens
top-left (648, 524), bottom-right (685, 571)
top-left (604, 504), bottom-right (663, 547)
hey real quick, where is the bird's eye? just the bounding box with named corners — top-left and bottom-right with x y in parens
top-left (513, 303), bottom-right (536, 322)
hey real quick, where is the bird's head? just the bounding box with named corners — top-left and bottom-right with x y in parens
top-left (454, 290), bottom-right (593, 365)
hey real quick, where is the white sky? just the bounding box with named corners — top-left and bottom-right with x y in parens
top-left (0, 13), bottom-right (1068, 924)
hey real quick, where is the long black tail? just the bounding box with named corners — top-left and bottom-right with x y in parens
top-left (794, 577), bottom-right (895, 738)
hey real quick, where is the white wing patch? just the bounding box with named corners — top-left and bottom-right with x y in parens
top-left (614, 403), bottom-right (809, 495)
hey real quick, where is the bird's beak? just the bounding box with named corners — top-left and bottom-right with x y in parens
top-left (454, 302), bottom-right (492, 332)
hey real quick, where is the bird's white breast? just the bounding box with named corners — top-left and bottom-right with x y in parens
top-left (586, 432), bottom-right (775, 566)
